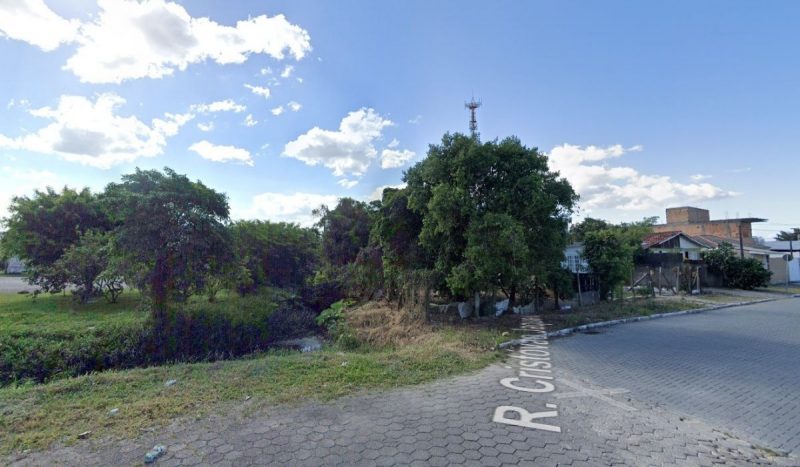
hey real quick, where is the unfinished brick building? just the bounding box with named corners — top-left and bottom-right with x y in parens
top-left (652, 207), bottom-right (765, 244)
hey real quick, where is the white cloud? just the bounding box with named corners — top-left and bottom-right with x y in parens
top-left (280, 64), bottom-right (294, 78)
top-left (547, 143), bottom-right (736, 211)
top-left (235, 192), bottom-right (338, 226)
top-left (0, 166), bottom-right (61, 220)
top-left (387, 138), bottom-right (399, 148)
top-left (243, 114), bottom-right (258, 127)
top-left (0, 0), bottom-right (80, 52)
top-left (287, 101), bottom-right (302, 112)
top-left (271, 106), bottom-right (284, 116)
top-left (53, 0), bottom-right (312, 83)
top-left (0, 93), bottom-right (192, 169)
top-left (690, 174), bottom-right (711, 181)
top-left (7, 98), bottom-right (31, 110)
top-left (283, 108), bottom-right (393, 177)
top-left (337, 178), bottom-right (358, 189)
top-left (245, 84), bottom-right (271, 99)
top-left (380, 148), bottom-right (415, 169)
top-left (296, 77), bottom-right (304, 84)
top-left (368, 183), bottom-right (406, 201)
top-left (188, 140), bottom-right (253, 166)
top-left (197, 121), bottom-right (214, 132)
top-left (191, 99), bottom-right (246, 113)
top-left (260, 67), bottom-right (272, 75)
top-left (408, 115), bottom-right (422, 124)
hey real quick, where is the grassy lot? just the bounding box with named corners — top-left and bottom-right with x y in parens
top-left (0, 324), bottom-right (506, 453)
top-left (0, 291), bottom-right (146, 337)
top-left (539, 297), bottom-right (704, 330)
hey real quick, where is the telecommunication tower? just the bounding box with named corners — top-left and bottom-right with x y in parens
top-left (465, 98), bottom-right (481, 139)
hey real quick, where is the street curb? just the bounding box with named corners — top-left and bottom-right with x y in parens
top-left (497, 297), bottom-right (782, 350)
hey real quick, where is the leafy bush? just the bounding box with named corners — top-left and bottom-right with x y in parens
top-left (705, 243), bottom-right (772, 290)
top-left (267, 303), bottom-right (318, 342)
top-left (315, 299), bottom-right (359, 349)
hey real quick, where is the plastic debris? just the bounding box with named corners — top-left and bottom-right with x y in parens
top-left (164, 379), bottom-right (177, 387)
top-left (494, 299), bottom-right (509, 316)
top-left (77, 431), bottom-right (92, 439)
top-left (144, 445), bottom-right (166, 464)
top-left (108, 408), bottom-right (119, 416)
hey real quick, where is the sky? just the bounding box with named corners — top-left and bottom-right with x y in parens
top-left (1, 0), bottom-right (798, 239)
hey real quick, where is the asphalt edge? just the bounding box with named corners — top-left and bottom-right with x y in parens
top-left (497, 297), bottom-right (783, 350)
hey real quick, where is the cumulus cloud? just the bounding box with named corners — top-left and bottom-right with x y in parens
top-left (368, 183), bottom-right (406, 201)
top-left (287, 101), bottom-right (302, 112)
top-left (190, 99), bottom-right (246, 113)
top-left (271, 106), bottom-right (284, 116)
top-left (690, 174), bottom-right (711, 181)
top-left (245, 84), bottom-right (271, 99)
top-left (0, 93), bottom-right (192, 168)
top-left (280, 64), bottom-right (294, 78)
top-left (337, 178), bottom-right (358, 189)
top-left (0, 0), bottom-right (80, 51)
top-left (188, 140), bottom-right (253, 166)
top-left (54, 0), bottom-right (310, 83)
top-left (380, 148), bottom-right (415, 169)
top-left (283, 108), bottom-right (393, 177)
top-left (547, 144), bottom-right (736, 211)
top-left (197, 121), bottom-right (214, 132)
top-left (243, 114), bottom-right (258, 127)
top-left (235, 192), bottom-right (338, 226)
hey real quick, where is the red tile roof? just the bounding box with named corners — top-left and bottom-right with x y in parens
top-left (641, 231), bottom-right (682, 249)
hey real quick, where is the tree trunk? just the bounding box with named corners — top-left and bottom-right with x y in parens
top-left (508, 285), bottom-right (517, 314)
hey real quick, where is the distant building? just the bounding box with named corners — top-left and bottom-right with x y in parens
top-left (652, 206), bottom-right (765, 243)
top-left (651, 206), bottom-right (771, 266)
top-left (765, 240), bottom-right (800, 283)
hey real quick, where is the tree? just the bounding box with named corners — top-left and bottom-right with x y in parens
top-left (314, 198), bottom-right (374, 267)
top-left (0, 187), bottom-right (110, 293)
top-left (569, 218), bottom-right (611, 243)
top-left (582, 229), bottom-right (633, 300)
top-left (775, 229), bottom-right (800, 241)
top-left (103, 168), bottom-right (231, 319)
top-left (705, 242), bottom-right (772, 290)
top-left (230, 220), bottom-right (320, 293)
top-left (55, 230), bottom-right (114, 303)
top-left (405, 133), bottom-right (577, 308)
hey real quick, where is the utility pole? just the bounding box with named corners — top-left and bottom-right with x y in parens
top-left (738, 225), bottom-right (745, 258)
top-left (465, 98), bottom-right (481, 140)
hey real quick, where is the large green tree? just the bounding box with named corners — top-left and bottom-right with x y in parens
top-left (314, 197), bottom-right (374, 267)
top-left (230, 220), bottom-right (320, 292)
top-left (103, 168), bottom-right (231, 317)
top-left (404, 133), bottom-right (577, 307)
top-left (0, 187), bottom-right (110, 292)
top-left (582, 228), bottom-right (633, 300)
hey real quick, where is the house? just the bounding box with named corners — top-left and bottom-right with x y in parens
top-left (561, 242), bottom-right (599, 304)
top-left (651, 207), bottom-right (771, 265)
top-left (765, 240), bottom-right (800, 283)
top-left (0, 232), bottom-right (26, 274)
top-left (640, 231), bottom-right (709, 261)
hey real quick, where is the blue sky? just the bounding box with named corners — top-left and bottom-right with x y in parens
top-left (1, 1), bottom-right (798, 239)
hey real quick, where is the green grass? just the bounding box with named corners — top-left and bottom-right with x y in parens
top-left (0, 291), bottom-right (146, 337)
top-left (0, 328), bottom-right (506, 453)
top-left (541, 297), bottom-right (704, 330)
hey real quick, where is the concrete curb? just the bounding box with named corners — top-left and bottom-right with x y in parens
top-left (498, 297), bottom-right (781, 350)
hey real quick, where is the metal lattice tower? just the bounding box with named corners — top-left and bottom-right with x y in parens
top-left (465, 98), bottom-right (481, 138)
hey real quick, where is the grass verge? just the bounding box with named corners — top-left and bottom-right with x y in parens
top-left (539, 297), bottom-right (705, 330)
top-left (0, 304), bottom-right (508, 454)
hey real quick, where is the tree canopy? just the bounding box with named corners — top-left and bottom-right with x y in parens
top-left (775, 228), bottom-right (800, 241)
top-left (0, 187), bottom-right (110, 292)
top-left (404, 133), bottom-right (577, 305)
top-left (103, 168), bottom-right (232, 314)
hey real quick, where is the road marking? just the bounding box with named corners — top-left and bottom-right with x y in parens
top-left (557, 378), bottom-right (637, 412)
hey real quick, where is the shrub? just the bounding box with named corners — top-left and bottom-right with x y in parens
top-left (267, 304), bottom-right (318, 342)
top-left (705, 243), bottom-right (772, 290)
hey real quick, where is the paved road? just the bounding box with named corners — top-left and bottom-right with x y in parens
top-left (0, 276), bottom-right (36, 293)
top-left (552, 298), bottom-right (800, 456)
top-left (8, 302), bottom-right (799, 466)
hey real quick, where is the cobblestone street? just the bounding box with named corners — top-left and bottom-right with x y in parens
top-left (9, 299), bottom-right (799, 466)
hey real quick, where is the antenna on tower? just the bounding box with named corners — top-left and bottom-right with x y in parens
top-left (465, 97), bottom-right (481, 139)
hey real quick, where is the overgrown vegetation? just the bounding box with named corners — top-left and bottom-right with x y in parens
top-left (0, 300), bottom-right (509, 453)
top-left (704, 242), bottom-right (772, 290)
